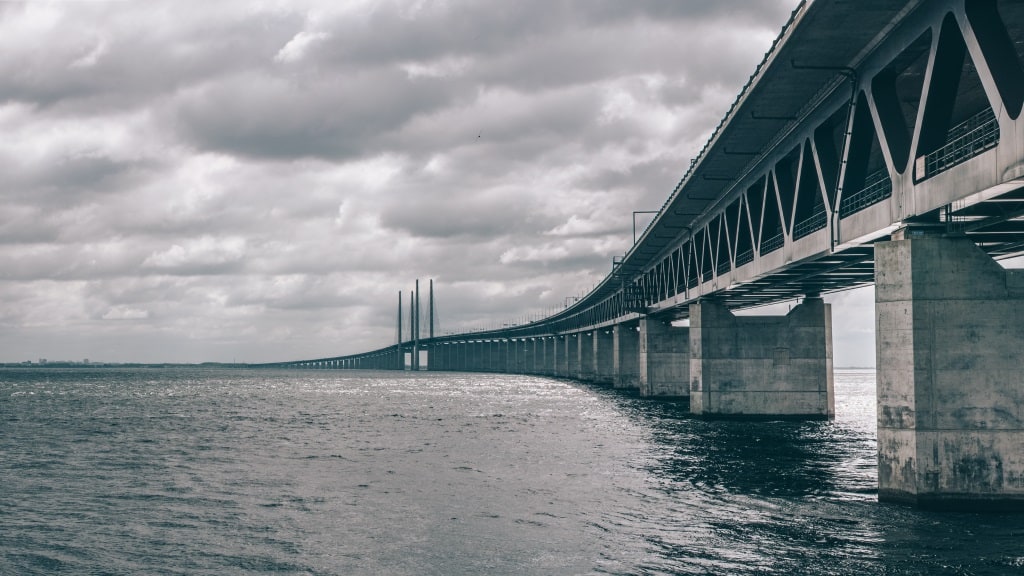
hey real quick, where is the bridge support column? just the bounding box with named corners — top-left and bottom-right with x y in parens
top-left (876, 235), bottom-right (1024, 509)
top-left (567, 334), bottom-right (581, 379)
top-left (562, 335), bottom-right (571, 377)
top-left (489, 340), bottom-right (500, 372)
top-left (460, 342), bottom-right (470, 371)
top-left (490, 340), bottom-right (502, 372)
top-left (512, 339), bottom-right (525, 374)
top-left (542, 337), bottom-right (555, 376)
top-left (531, 338), bottom-right (542, 375)
top-left (512, 339), bottom-right (522, 374)
top-left (468, 341), bottom-right (481, 372)
top-left (579, 331), bottom-right (595, 381)
top-left (436, 345), bottom-right (445, 371)
top-left (613, 323), bottom-right (640, 390)
top-left (593, 329), bottom-right (614, 385)
top-left (639, 317), bottom-right (689, 398)
top-left (689, 297), bottom-right (833, 418)
top-left (535, 338), bottom-right (544, 374)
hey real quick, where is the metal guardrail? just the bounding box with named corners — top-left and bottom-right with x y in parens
top-left (716, 257), bottom-right (732, 276)
top-left (840, 168), bottom-right (892, 218)
top-left (793, 208), bottom-right (828, 239)
top-left (918, 107), bottom-right (999, 181)
top-left (761, 232), bottom-right (785, 254)
top-left (687, 271), bottom-right (699, 289)
top-left (736, 248), bottom-right (754, 267)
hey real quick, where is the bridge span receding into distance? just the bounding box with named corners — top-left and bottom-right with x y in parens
top-left (260, 0), bottom-right (1024, 509)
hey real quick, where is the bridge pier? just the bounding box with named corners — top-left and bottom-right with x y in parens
top-left (579, 331), bottom-right (595, 381)
top-left (543, 336), bottom-right (555, 376)
top-left (876, 234), bottom-right (1024, 509)
top-left (567, 334), bottom-right (581, 378)
top-left (513, 339), bottom-right (527, 374)
top-left (613, 323), bottom-right (640, 390)
top-left (689, 297), bottom-right (834, 419)
top-left (492, 340), bottom-right (505, 372)
top-left (467, 341), bottom-right (479, 372)
top-left (593, 329), bottom-right (614, 385)
top-left (638, 318), bottom-right (689, 399)
top-left (536, 336), bottom-right (544, 373)
top-left (490, 340), bottom-right (500, 372)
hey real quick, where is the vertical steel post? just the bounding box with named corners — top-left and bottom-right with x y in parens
top-left (414, 279), bottom-right (420, 370)
top-left (397, 291), bottom-right (403, 370)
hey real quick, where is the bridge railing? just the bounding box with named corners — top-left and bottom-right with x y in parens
top-left (918, 107), bottom-right (999, 181)
top-left (840, 168), bottom-right (892, 218)
top-left (793, 207), bottom-right (828, 240)
top-left (762, 232), bottom-right (785, 255)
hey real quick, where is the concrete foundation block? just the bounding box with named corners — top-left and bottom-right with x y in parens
top-left (639, 318), bottom-right (689, 398)
top-left (689, 298), bottom-right (834, 418)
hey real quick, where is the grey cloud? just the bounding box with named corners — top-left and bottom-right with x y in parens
top-left (0, 5), bottom-right (303, 114)
top-left (169, 69), bottom-right (454, 160)
top-left (0, 0), bottom-right (839, 364)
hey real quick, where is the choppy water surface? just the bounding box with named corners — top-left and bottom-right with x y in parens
top-left (2, 367), bottom-right (1023, 575)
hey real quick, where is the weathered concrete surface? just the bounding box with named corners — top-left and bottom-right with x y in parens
top-left (689, 298), bottom-right (834, 418)
top-left (594, 329), bottom-right (615, 385)
top-left (639, 318), bottom-right (690, 398)
top-left (876, 235), bottom-right (1024, 508)
top-left (613, 323), bottom-right (640, 390)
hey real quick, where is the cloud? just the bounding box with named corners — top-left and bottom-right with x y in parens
top-left (101, 306), bottom-right (150, 321)
top-left (0, 0), bottom-right (843, 364)
top-left (141, 236), bottom-right (247, 274)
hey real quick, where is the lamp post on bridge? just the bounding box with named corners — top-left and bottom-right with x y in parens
top-left (633, 210), bottom-right (658, 244)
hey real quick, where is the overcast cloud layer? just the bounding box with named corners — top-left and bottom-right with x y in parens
top-left (0, 0), bottom-right (876, 365)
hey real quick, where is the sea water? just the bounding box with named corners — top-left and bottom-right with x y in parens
top-left (2, 367), bottom-right (1023, 575)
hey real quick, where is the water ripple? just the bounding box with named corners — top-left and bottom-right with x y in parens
top-left (1, 367), bottom-right (1022, 575)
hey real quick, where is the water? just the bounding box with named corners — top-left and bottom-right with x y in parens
top-left (2, 367), bottom-right (1023, 575)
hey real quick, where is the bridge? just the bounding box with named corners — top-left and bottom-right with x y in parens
top-left (261, 0), bottom-right (1024, 509)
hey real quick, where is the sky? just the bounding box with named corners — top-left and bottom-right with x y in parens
top-left (0, 0), bottom-right (877, 366)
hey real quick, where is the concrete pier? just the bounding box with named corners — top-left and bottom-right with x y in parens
top-left (613, 323), bottom-right (640, 390)
top-left (541, 337), bottom-right (553, 376)
top-left (555, 335), bottom-right (568, 377)
top-left (876, 235), bottom-right (1024, 508)
top-left (638, 318), bottom-right (690, 398)
top-left (689, 297), bottom-right (834, 418)
top-left (593, 329), bottom-right (614, 385)
top-left (579, 332), bottom-right (595, 381)
top-left (567, 334), bottom-right (580, 378)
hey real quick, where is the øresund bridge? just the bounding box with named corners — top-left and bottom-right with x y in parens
top-left (261, 0), bottom-right (1024, 509)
